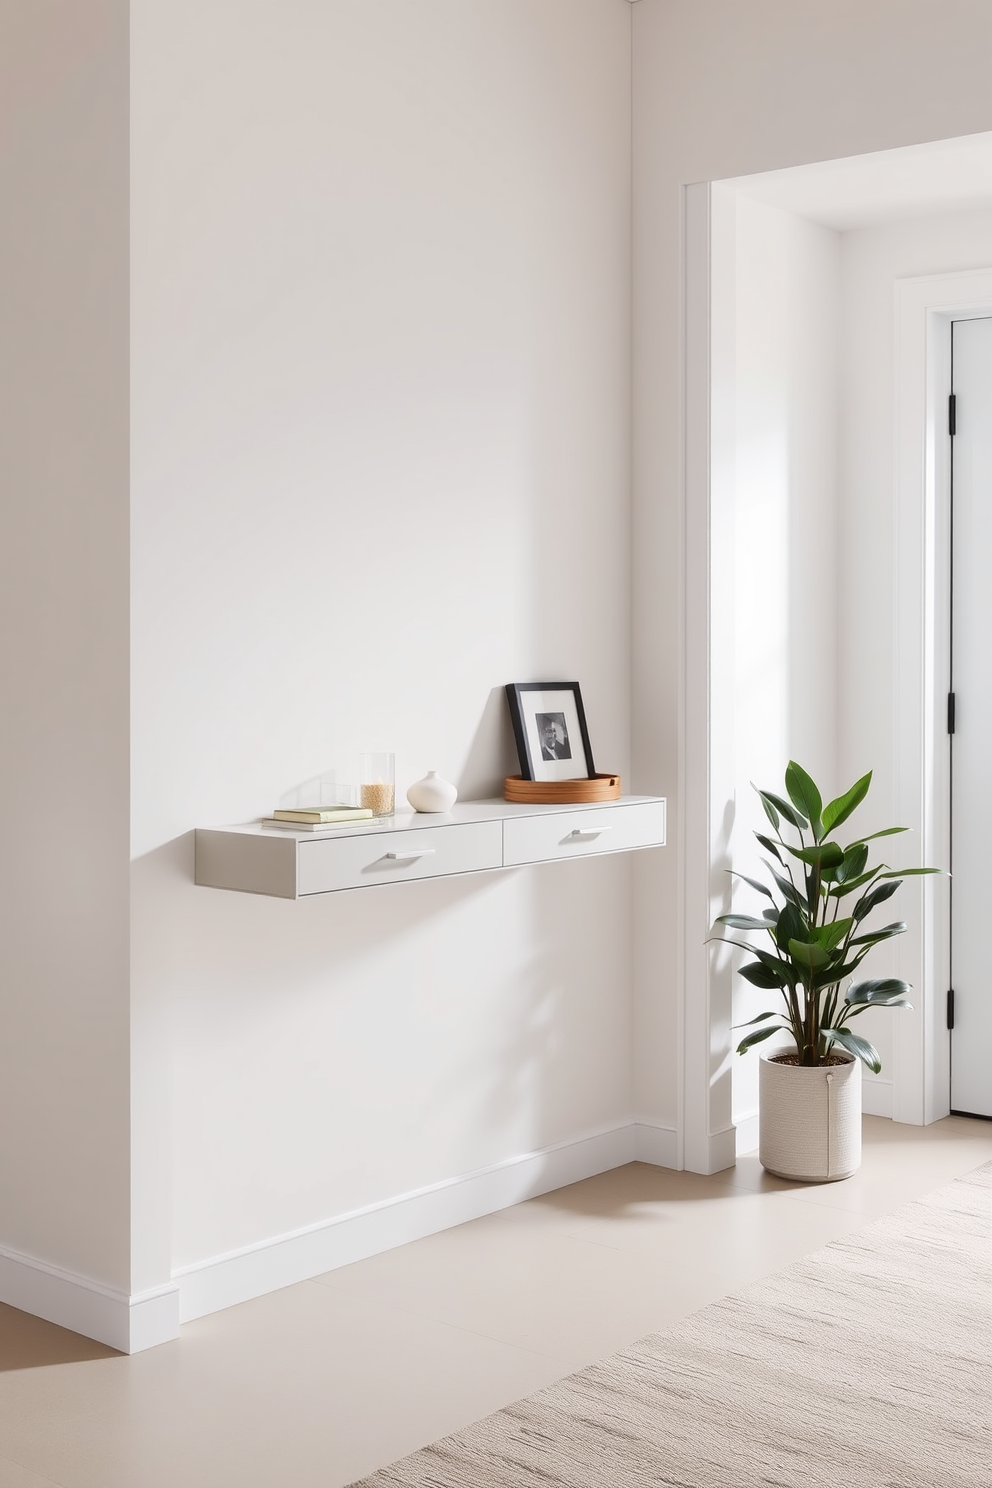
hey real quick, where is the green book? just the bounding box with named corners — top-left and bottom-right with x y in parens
top-left (271, 806), bottom-right (373, 823)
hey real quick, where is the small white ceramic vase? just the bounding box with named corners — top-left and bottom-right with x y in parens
top-left (406, 770), bottom-right (457, 813)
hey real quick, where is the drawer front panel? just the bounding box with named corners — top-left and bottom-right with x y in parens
top-left (297, 820), bottom-right (503, 895)
top-left (502, 801), bottom-right (666, 867)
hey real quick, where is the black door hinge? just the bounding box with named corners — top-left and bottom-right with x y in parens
top-left (948, 693), bottom-right (956, 734)
top-left (947, 988), bottom-right (955, 1030)
top-left (949, 394), bottom-right (957, 435)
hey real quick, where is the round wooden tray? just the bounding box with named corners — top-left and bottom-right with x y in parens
top-left (504, 773), bottom-right (621, 805)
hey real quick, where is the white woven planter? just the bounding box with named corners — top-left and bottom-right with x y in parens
top-left (758, 1049), bottom-right (862, 1182)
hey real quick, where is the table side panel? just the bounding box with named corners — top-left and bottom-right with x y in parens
top-left (194, 828), bottom-right (299, 899)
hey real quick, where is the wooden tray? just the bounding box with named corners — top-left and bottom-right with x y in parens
top-left (504, 773), bottom-right (621, 805)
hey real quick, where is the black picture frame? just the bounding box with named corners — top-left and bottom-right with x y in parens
top-left (504, 681), bottom-right (595, 782)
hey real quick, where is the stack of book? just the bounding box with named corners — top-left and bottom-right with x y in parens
top-left (260, 805), bottom-right (376, 832)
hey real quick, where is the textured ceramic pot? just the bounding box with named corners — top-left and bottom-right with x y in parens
top-left (759, 1048), bottom-right (861, 1182)
top-left (406, 770), bottom-right (457, 813)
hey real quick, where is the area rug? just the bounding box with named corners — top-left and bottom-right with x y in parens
top-left (347, 1161), bottom-right (992, 1487)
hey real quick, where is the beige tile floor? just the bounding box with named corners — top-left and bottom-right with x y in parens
top-left (2, 1114), bottom-right (991, 1488)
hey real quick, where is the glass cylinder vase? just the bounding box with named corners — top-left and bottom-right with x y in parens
top-left (359, 752), bottom-right (395, 817)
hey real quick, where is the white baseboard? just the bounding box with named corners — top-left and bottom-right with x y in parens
top-left (862, 1076), bottom-right (893, 1119)
top-left (632, 1121), bottom-right (680, 1167)
top-left (0, 1244), bottom-right (179, 1354)
top-left (2, 1123), bottom-right (686, 1347)
top-left (177, 1120), bottom-right (683, 1324)
top-left (734, 1111), bottom-right (760, 1156)
top-left (683, 1122), bottom-right (737, 1175)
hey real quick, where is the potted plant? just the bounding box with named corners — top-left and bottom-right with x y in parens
top-left (712, 761), bottom-right (940, 1182)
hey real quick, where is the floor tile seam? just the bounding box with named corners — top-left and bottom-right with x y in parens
top-left (0, 1449), bottom-right (64, 1488)
top-left (766, 1189), bottom-right (903, 1223)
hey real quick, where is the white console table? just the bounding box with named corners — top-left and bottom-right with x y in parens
top-left (195, 796), bottom-right (666, 899)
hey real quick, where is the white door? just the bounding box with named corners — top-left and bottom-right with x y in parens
top-left (950, 315), bottom-right (992, 1119)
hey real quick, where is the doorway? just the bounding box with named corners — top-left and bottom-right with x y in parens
top-left (688, 171), bottom-right (992, 1162)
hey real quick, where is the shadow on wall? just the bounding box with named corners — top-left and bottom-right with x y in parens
top-left (456, 684), bottom-right (520, 800)
top-left (130, 826), bottom-right (636, 1267)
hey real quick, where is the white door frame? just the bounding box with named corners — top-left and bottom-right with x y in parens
top-left (681, 183), bottom-right (992, 1159)
top-left (680, 182), bottom-right (736, 1174)
top-left (893, 268), bottom-right (992, 1124)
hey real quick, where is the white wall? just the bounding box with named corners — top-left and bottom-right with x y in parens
top-left (633, 0), bottom-right (992, 1168)
top-left (0, 2), bottom-right (131, 1291)
top-left (10, 0), bottom-right (992, 1349)
top-left (710, 191), bottom-right (841, 1135)
top-left (130, 0), bottom-right (634, 1294)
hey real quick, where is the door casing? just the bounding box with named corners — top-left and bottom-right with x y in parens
top-left (681, 185), bottom-right (992, 1161)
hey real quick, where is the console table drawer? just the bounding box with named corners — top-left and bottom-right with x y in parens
top-left (297, 820), bottom-right (502, 895)
top-left (502, 800), bottom-right (666, 867)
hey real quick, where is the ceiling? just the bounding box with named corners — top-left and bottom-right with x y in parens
top-left (725, 131), bottom-right (992, 232)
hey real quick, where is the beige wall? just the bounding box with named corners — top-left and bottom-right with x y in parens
top-left (0, 1), bottom-right (131, 1288)
top-left (130, 0), bottom-right (634, 1284)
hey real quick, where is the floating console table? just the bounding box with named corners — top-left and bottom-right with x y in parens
top-left (195, 796), bottom-right (666, 899)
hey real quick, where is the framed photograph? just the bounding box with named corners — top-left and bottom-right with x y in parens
top-left (504, 681), bottom-right (595, 782)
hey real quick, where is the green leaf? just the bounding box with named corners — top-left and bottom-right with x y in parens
top-left (782, 841), bottom-right (845, 870)
top-left (732, 1010), bottom-right (781, 1030)
top-left (822, 840), bottom-right (870, 885)
top-left (785, 762), bottom-right (823, 839)
top-left (715, 914), bottom-right (775, 931)
top-left (773, 901), bottom-right (808, 953)
top-left (812, 954), bottom-right (867, 988)
top-left (849, 920), bottom-right (906, 947)
top-left (759, 793), bottom-right (780, 831)
top-left (828, 869), bottom-right (879, 900)
top-left (848, 827), bottom-right (909, 845)
top-left (788, 938), bottom-right (831, 970)
top-left (852, 878), bottom-right (900, 921)
top-left (835, 842), bottom-right (869, 884)
top-left (727, 871), bottom-right (774, 900)
top-left (764, 860), bottom-right (803, 908)
top-left (738, 960), bottom-right (790, 990)
top-left (758, 788), bottom-right (807, 832)
top-left (812, 917), bottom-right (854, 952)
top-left (713, 939), bottom-right (795, 984)
top-left (878, 867), bottom-right (945, 878)
top-left (755, 834), bottom-right (784, 864)
top-left (845, 978), bottom-right (913, 1008)
top-left (821, 771), bottom-right (872, 835)
top-left (736, 1023), bottom-right (786, 1056)
top-left (822, 1026), bottom-right (882, 1073)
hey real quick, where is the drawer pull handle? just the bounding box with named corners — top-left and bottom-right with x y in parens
top-left (568, 826), bottom-right (611, 840)
top-left (384, 848), bottom-right (436, 862)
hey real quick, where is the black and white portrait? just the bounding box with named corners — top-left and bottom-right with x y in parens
top-left (536, 712), bottom-right (571, 761)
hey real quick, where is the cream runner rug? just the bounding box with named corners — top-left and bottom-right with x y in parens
top-left (348, 1161), bottom-right (992, 1488)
